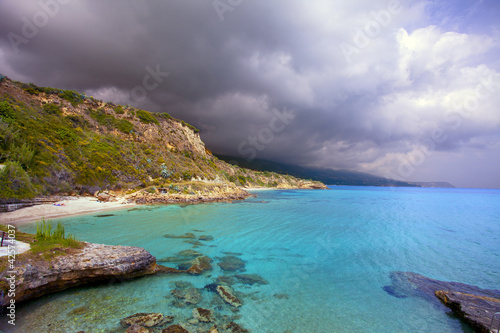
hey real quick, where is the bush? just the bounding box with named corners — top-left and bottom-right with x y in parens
top-left (10, 143), bottom-right (35, 169)
top-left (43, 103), bottom-right (62, 115)
top-left (36, 219), bottom-right (75, 241)
top-left (59, 90), bottom-right (84, 106)
top-left (136, 110), bottom-right (159, 125)
top-left (0, 101), bottom-right (16, 122)
top-left (114, 106), bottom-right (124, 114)
top-left (0, 161), bottom-right (36, 199)
top-left (115, 119), bottom-right (134, 133)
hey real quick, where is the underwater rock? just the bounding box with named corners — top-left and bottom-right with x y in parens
top-left (187, 255), bottom-right (213, 275)
top-left (184, 239), bottom-right (205, 246)
top-left (193, 307), bottom-right (214, 322)
top-left (162, 325), bottom-right (189, 333)
top-left (120, 313), bottom-right (173, 327)
top-left (126, 324), bottom-right (151, 333)
top-left (178, 249), bottom-right (203, 257)
top-left (204, 283), bottom-right (218, 293)
top-left (209, 326), bottom-right (219, 333)
top-left (217, 275), bottom-right (237, 286)
top-left (216, 285), bottom-right (243, 307)
top-left (199, 235), bottom-right (214, 241)
top-left (384, 271), bottom-right (500, 333)
top-left (224, 321), bottom-right (249, 332)
top-left (171, 288), bottom-right (203, 305)
top-left (164, 233), bottom-right (196, 239)
top-left (218, 256), bottom-right (246, 272)
top-left (235, 274), bottom-right (268, 285)
top-left (273, 293), bottom-right (289, 300)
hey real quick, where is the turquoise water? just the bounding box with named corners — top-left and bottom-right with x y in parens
top-left (6, 186), bottom-right (500, 332)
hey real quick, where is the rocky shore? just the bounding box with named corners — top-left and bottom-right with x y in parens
top-left (383, 271), bottom-right (500, 332)
top-left (0, 242), bottom-right (165, 307)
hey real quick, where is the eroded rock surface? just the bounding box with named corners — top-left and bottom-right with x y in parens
top-left (383, 271), bottom-right (500, 332)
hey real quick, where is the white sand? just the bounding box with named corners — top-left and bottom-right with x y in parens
top-left (0, 197), bottom-right (136, 225)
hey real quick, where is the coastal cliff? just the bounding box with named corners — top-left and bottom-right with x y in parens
top-left (0, 75), bottom-right (326, 203)
top-left (0, 242), bottom-right (164, 307)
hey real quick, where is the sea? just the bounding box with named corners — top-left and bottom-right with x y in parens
top-left (4, 186), bottom-right (500, 332)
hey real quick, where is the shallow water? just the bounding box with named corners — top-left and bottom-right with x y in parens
top-left (5, 186), bottom-right (500, 332)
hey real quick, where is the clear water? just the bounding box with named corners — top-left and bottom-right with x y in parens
top-left (5, 186), bottom-right (500, 332)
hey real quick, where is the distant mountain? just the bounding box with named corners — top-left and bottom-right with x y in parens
top-left (215, 155), bottom-right (421, 187)
top-left (407, 182), bottom-right (455, 188)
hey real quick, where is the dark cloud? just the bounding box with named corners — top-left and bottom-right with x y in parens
top-left (0, 0), bottom-right (499, 188)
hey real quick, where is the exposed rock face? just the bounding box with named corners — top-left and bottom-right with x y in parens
top-left (383, 271), bottom-right (500, 332)
top-left (0, 242), bottom-right (163, 306)
top-left (435, 290), bottom-right (500, 333)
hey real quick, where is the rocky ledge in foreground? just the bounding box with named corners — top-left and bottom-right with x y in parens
top-left (0, 243), bottom-right (169, 307)
top-left (383, 271), bottom-right (500, 332)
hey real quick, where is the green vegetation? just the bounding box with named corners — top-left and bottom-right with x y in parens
top-left (33, 219), bottom-right (81, 258)
top-left (136, 109), bottom-right (159, 125)
top-left (0, 78), bottom-right (323, 199)
top-left (36, 219), bottom-right (74, 241)
top-left (0, 161), bottom-right (37, 199)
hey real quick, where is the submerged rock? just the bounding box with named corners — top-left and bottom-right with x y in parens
top-left (235, 274), bottom-right (268, 285)
top-left (224, 321), bottom-right (249, 332)
top-left (171, 287), bottom-right (203, 305)
top-left (273, 293), bottom-right (289, 300)
top-left (187, 255), bottom-right (213, 275)
top-left (164, 233), bottom-right (196, 239)
top-left (193, 307), bottom-right (214, 322)
top-left (126, 324), bottom-right (151, 333)
top-left (384, 271), bottom-right (500, 332)
top-left (162, 325), bottom-right (189, 333)
top-left (199, 235), bottom-right (214, 241)
top-left (218, 256), bottom-right (246, 272)
top-left (217, 285), bottom-right (243, 307)
top-left (120, 313), bottom-right (173, 328)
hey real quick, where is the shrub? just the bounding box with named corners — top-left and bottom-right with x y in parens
top-left (10, 143), bottom-right (35, 169)
top-left (114, 106), bottom-right (124, 114)
top-left (136, 110), bottom-right (159, 125)
top-left (0, 101), bottom-right (16, 122)
top-left (43, 103), bottom-right (62, 115)
top-left (115, 119), bottom-right (134, 133)
top-left (59, 90), bottom-right (84, 106)
top-left (0, 161), bottom-right (36, 199)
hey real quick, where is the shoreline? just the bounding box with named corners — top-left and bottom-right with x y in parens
top-left (0, 197), bottom-right (137, 226)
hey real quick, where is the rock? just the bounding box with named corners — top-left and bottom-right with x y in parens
top-left (217, 275), bottom-right (237, 286)
top-left (171, 288), bottom-right (203, 305)
top-left (164, 233), bottom-right (196, 239)
top-left (273, 293), bottom-right (289, 299)
top-left (383, 272), bottom-right (500, 332)
top-left (120, 313), bottom-right (172, 328)
top-left (0, 242), bottom-right (164, 307)
top-left (217, 256), bottom-right (246, 272)
top-left (162, 325), bottom-right (189, 333)
top-left (97, 192), bottom-right (111, 202)
top-left (216, 285), bottom-right (243, 307)
top-left (435, 290), bottom-right (500, 333)
top-left (199, 235), bottom-right (214, 241)
top-left (204, 283), bottom-right (218, 293)
top-left (126, 324), bottom-right (151, 333)
top-left (224, 322), bottom-right (249, 332)
top-left (187, 255), bottom-right (213, 275)
top-left (178, 249), bottom-right (202, 257)
top-left (209, 326), bottom-right (218, 333)
top-left (193, 307), bottom-right (214, 322)
top-left (235, 274), bottom-right (268, 285)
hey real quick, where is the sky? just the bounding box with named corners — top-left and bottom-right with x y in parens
top-left (0, 0), bottom-right (499, 188)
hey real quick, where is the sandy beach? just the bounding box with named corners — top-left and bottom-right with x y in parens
top-left (0, 197), bottom-right (136, 225)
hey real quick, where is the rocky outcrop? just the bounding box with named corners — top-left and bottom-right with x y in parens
top-left (383, 271), bottom-right (500, 332)
top-left (216, 285), bottom-right (243, 307)
top-left (0, 242), bottom-right (165, 306)
top-left (127, 184), bottom-right (251, 205)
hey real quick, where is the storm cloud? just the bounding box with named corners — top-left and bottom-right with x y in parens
top-left (1, 0), bottom-right (499, 188)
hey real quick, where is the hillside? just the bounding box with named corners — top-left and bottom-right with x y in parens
top-left (215, 155), bottom-right (422, 187)
top-left (0, 75), bottom-right (325, 201)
